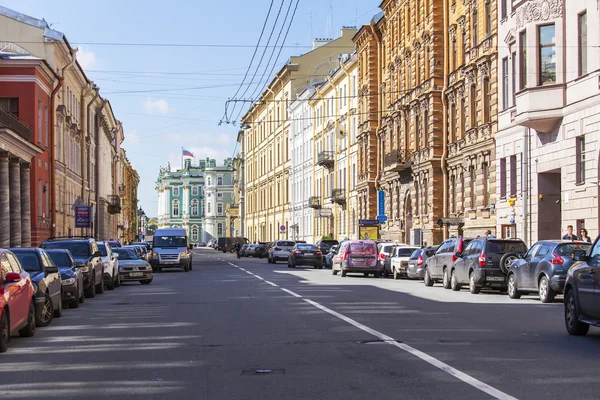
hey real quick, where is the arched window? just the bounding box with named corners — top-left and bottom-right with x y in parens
top-left (172, 186), bottom-right (180, 196)
top-left (191, 200), bottom-right (199, 216)
top-left (172, 200), bottom-right (180, 217)
top-left (191, 186), bottom-right (199, 196)
top-left (191, 225), bottom-right (199, 242)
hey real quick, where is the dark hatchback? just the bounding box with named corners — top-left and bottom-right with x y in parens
top-left (253, 244), bottom-right (267, 258)
top-left (407, 246), bottom-right (438, 279)
top-left (424, 237), bottom-right (474, 288)
top-left (508, 241), bottom-right (591, 303)
top-left (288, 244), bottom-right (323, 269)
top-left (10, 248), bottom-right (63, 327)
top-left (449, 238), bottom-right (528, 294)
top-left (45, 249), bottom-right (85, 308)
top-left (564, 239), bottom-right (600, 336)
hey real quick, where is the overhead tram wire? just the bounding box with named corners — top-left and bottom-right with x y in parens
top-left (232, 0), bottom-right (297, 123)
top-left (222, 0), bottom-right (277, 124)
top-left (236, 0), bottom-right (300, 123)
top-left (222, 0), bottom-right (288, 125)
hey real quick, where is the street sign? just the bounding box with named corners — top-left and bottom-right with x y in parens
top-left (75, 206), bottom-right (92, 228)
top-left (378, 190), bottom-right (385, 216)
top-left (376, 215), bottom-right (388, 223)
top-left (280, 225), bottom-right (286, 232)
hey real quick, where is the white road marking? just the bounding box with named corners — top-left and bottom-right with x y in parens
top-left (280, 288), bottom-right (302, 298)
top-left (245, 271), bottom-right (253, 275)
top-left (228, 261), bottom-right (518, 400)
top-left (254, 275), bottom-right (265, 280)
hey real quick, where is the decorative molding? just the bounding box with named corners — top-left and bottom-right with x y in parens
top-left (457, 16), bottom-right (467, 32)
top-left (449, 25), bottom-right (457, 42)
top-left (515, 0), bottom-right (563, 29)
top-left (465, 68), bottom-right (477, 86)
top-left (447, 91), bottom-right (455, 104)
top-left (477, 60), bottom-right (490, 80)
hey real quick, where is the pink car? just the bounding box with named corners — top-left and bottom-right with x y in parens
top-left (332, 240), bottom-right (381, 278)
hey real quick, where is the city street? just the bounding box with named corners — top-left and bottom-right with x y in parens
top-left (2, 248), bottom-right (599, 400)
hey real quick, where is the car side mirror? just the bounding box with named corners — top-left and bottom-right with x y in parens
top-left (93, 250), bottom-right (102, 258)
top-left (455, 251), bottom-right (463, 258)
top-left (45, 266), bottom-right (59, 274)
top-left (572, 250), bottom-right (588, 262)
top-left (5, 272), bottom-right (22, 282)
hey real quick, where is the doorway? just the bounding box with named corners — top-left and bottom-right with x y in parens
top-left (403, 191), bottom-right (412, 243)
top-left (537, 171), bottom-right (561, 240)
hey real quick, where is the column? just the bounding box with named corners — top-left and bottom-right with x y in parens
top-left (0, 153), bottom-right (9, 247)
top-left (20, 163), bottom-right (31, 247)
top-left (9, 157), bottom-right (21, 247)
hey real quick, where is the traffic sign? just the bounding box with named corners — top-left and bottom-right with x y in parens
top-left (378, 190), bottom-right (385, 216)
top-left (376, 215), bottom-right (388, 223)
top-left (280, 225), bottom-right (286, 232)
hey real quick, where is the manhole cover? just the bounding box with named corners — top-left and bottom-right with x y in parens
top-left (241, 369), bottom-right (285, 376)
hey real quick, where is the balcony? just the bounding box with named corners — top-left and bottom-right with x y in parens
top-left (383, 149), bottom-right (411, 172)
top-left (514, 83), bottom-right (565, 133)
top-left (316, 151), bottom-right (335, 168)
top-left (308, 196), bottom-right (322, 209)
top-left (331, 189), bottom-right (346, 205)
top-left (107, 195), bottom-right (121, 215)
top-left (0, 108), bottom-right (32, 142)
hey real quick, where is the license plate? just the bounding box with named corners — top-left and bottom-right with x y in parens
top-left (305, 253), bottom-right (313, 255)
top-left (163, 260), bottom-right (177, 264)
top-left (130, 272), bottom-right (143, 277)
top-left (486, 276), bottom-right (504, 282)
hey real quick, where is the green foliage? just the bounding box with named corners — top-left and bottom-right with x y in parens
top-left (321, 234), bottom-right (333, 240)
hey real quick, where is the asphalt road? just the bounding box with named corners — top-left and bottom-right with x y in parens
top-left (2, 248), bottom-right (599, 400)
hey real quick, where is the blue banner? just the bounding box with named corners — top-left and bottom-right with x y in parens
top-left (378, 190), bottom-right (385, 216)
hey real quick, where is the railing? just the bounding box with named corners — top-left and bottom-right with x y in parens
top-left (384, 149), bottom-right (411, 171)
top-left (0, 108), bottom-right (33, 142)
top-left (308, 196), bottom-right (322, 209)
top-left (316, 151), bottom-right (335, 168)
top-left (332, 189), bottom-right (346, 205)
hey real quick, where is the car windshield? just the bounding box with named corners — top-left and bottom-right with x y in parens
top-left (410, 249), bottom-right (422, 259)
top-left (396, 248), bottom-right (417, 257)
top-left (97, 243), bottom-right (108, 256)
top-left (12, 251), bottom-right (42, 272)
top-left (348, 242), bottom-right (377, 254)
top-left (154, 236), bottom-right (187, 248)
top-left (555, 243), bottom-right (591, 256)
top-left (486, 241), bottom-right (528, 254)
top-left (42, 242), bottom-right (90, 257)
top-left (47, 252), bottom-right (71, 268)
top-left (278, 241), bottom-right (295, 247)
top-left (114, 249), bottom-right (137, 260)
top-left (380, 244), bottom-right (395, 253)
top-left (297, 244), bottom-right (318, 251)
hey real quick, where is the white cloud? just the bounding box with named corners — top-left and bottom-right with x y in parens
top-left (76, 46), bottom-right (97, 70)
top-left (122, 130), bottom-right (141, 147)
top-left (143, 97), bottom-right (172, 115)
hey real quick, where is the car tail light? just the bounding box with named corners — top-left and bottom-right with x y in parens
top-left (274, 247), bottom-right (282, 251)
top-left (341, 251), bottom-right (349, 261)
top-left (294, 250), bottom-right (302, 255)
top-left (5, 272), bottom-right (21, 282)
top-left (315, 251), bottom-right (322, 255)
top-left (479, 253), bottom-right (486, 267)
top-left (550, 253), bottom-right (565, 265)
top-left (379, 253), bottom-right (386, 259)
top-left (417, 254), bottom-right (423, 267)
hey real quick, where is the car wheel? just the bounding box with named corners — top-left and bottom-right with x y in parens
top-left (424, 268), bottom-right (434, 287)
top-left (115, 273), bottom-right (121, 288)
top-left (499, 253), bottom-right (518, 274)
top-left (287, 261), bottom-right (291, 268)
top-left (332, 267), bottom-right (338, 275)
top-left (18, 301), bottom-right (35, 337)
top-left (71, 291), bottom-right (80, 309)
top-left (189, 260), bottom-right (193, 270)
top-left (140, 278), bottom-right (153, 285)
top-left (53, 293), bottom-right (63, 318)
top-left (442, 268), bottom-right (451, 289)
top-left (364, 272), bottom-right (369, 277)
top-left (341, 269), bottom-right (347, 277)
top-left (383, 268), bottom-right (390, 278)
top-left (539, 276), bottom-right (555, 303)
top-left (85, 276), bottom-right (96, 298)
top-left (564, 289), bottom-right (589, 336)
top-left (393, 266), bottom-right (400, 280)
top-left (374, 271), bottom-right (381, 278)
top-left (79, 282), bottom-right (85, 304)
top-left (451, 270), bottom-right (461, 291)
top-left (273, 258), bottom-right (277, 264)
top-left (0, 311), bottom-right (9, 353)
top-left (507, 274), bottom-right (521, 299)
top-left (36, 293), bottom-right (53, 327)
top-left (96, 273), bottom-right (105, 294)
top-left (107, 275), bottom-right (115, 290)
top-left (469, 272), bottom-right (480, 294)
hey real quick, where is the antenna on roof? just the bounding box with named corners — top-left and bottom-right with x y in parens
top-left (326, 0), bottom-right (334, 39)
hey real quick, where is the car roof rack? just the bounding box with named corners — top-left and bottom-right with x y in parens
top-left (45, 236), bottom-right (94, 241)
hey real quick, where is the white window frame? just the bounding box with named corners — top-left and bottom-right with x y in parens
top-left (172, 200), bottom-right (180, 217)
top-left (217, 202), bottom-right (223, 215)
top-left (191, 186), bottom-right (199, 196)
top-left (173, 186), bottom-right (180, 197)
top-left (217, 223), bottom-right (223, 236)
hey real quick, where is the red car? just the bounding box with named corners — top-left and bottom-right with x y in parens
top-left (1, 249), bottom-right (36, 353)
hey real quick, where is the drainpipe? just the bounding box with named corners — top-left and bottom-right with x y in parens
top-left (81, 82), bottom-right (93, 202)
top-left (86, 85), bottom-right (100, 201)
top-left (50, 47), bottom-right (78, 237)
top-left (522, 127), bottom-right (529, 245)
top-left (94, 99), bottom-right (108, 239)
top-left (370, 21), bottom-right (382, 222)
top-left (441, 0), bottom-right (450, 240)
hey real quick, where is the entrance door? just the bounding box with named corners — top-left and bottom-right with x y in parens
top-left (537, 172), bottom-right (561, 240)
top-left (404, 192), bottom-right (412, 244)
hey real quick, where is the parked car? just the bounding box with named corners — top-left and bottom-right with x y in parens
top-left (245, 244), bottom-right (257, 257)
top-left (288, 244), bottom-right (323, 268)
top-left (407, 246), bottom-right (438, 279)
top-left (325, 245), bottom-right (339, 269)
top-left (390, 246), bottom-right (420, 279)
top-left (40, 237), bottom-right (104, 298)
top-left (424, 237), bottom-right (474, 288)
top-left (508, 240), bottom-right (591, 302)
top-left (45, 249), bottom-right (85, 309)
top-left (240, 244), bottom-right (250, 257)
top-left (10, 248), bottom-right (62, 327)
top-left (113, 248), bottom-right (153, 285)
top-left (0, 249), bottom-right (36, 353)
top-left (132, 242), bottom-right (151, 259)
top-left (316, 239), bottom-right (339, 262)
top-left (268, 240), bottom-right (296, 263)
top-left (253, 244), bottom-right (267, 258)
top-left (563, 242), bottom-right (600, 336)
top-left (332, 240), bottom-right (380, 277)
top-left (106, 240), bottom-right (122, 248)
top-left (97, 242), bottom-right (120, 290)
top-left (197, 241), bottom-right (207, 247)
top-left (378, 243), bottom-right (400, 277)
top-left (123, 245), bottom-right (143, 259)
top-left (449, 238), bottom-right (528, 294)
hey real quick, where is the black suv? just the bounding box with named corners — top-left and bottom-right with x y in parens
top-left (450, 238), bottom-right (528, 294)
top-left (40, 237), bottom-right (104, 298)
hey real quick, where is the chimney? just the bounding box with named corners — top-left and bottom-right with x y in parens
top-left (313, 37), bottom-right (333, 50)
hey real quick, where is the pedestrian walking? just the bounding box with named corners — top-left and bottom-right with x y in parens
top-left (234, 242), bottom-right (241, 259)
top-left (562, 225), bottom-right (578, 241)
top-left (484, 229), bottom-right (496, 238)
top-left (580, 229), bottom-right (592, 243)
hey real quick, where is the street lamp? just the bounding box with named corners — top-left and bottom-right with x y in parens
top-left (137, 207), bottom-right (145, 241)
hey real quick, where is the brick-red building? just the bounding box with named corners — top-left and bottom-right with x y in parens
top-left (0, 47), bottom-right (58, 246)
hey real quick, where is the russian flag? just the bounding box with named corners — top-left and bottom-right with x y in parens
top-left (182, 147), bottom-right (194, 157)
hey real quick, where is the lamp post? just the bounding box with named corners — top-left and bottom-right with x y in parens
top-left (137, 207), bottom-right (145, 242)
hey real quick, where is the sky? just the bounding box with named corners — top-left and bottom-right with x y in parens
top-left (3, 0), bottom-right (381, 217)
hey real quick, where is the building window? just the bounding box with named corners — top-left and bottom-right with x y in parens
top-left (510, 155), bottom-right (517, 196)
top-left (217, 192), bottom-right (223, 199)
top-left (450, 102), bottom-right (456, 142)
top-left (173, 187), bottom-right (180, 196)
top-left (502, 57), bottom-right (509, 110)
top-left (217, 203), bottom-right (223, 215)
top-left (451, 37), bottom-right (456, 71)
top-left (539, 24), bottom-right (556, 85)
top-left (423, 180), bottom-right (429, 214)
top-left (519, 30), bottom-right (527, 89)
top-left (207, 202), bottom-right (211, 213)
top-left (460, 97), bottom-right (465, 138)
top-left (172, 201), bottom-right (180, 217)
top-left (500, 158), bottom-right (507, 198)
top-left (217, 223), bottom-right (223, 237)
top-left (217, 176), bottom-right (223, 186)
top-left (470, 166), bottom-right (476, 208)
top-left (191, 200), bottom-right (199, 216)
top-left (482, 162), bottom-right (489, 207)
top-left (414, 182), bottom-right (420, 215)
top-left (37, 101), bottom-right (42, 143)
top-left (191, 227), bottom-right (199, 242)
top-left (579, 12), bottom-right (587, 77)
top-left (461, 31), bottom-right (466, 64)
top-left (576, 136), bottom-right (585, 184)
top-left (450, 175), bottom-right (456, 213)
top-left (192, 186), bottom-right (198, 196)
top-left (511, 51), bottom-right (517, 105)
top-left (485, 2), bottom-right (491, 38)
top-left (207, 177), bottom-right (212, 186)
top-left (44, 106), bottom-right (48, 146)
top-left (470, 85), bottom-right (476, 128)
top-left (501, 0), bottom-right (507, 19)
top-left (472, 8), bottom-right (478, 47)
top-left (423, 108), bottom-right (429, 148)
top-left (483, 77), bottom-right (490, 123)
